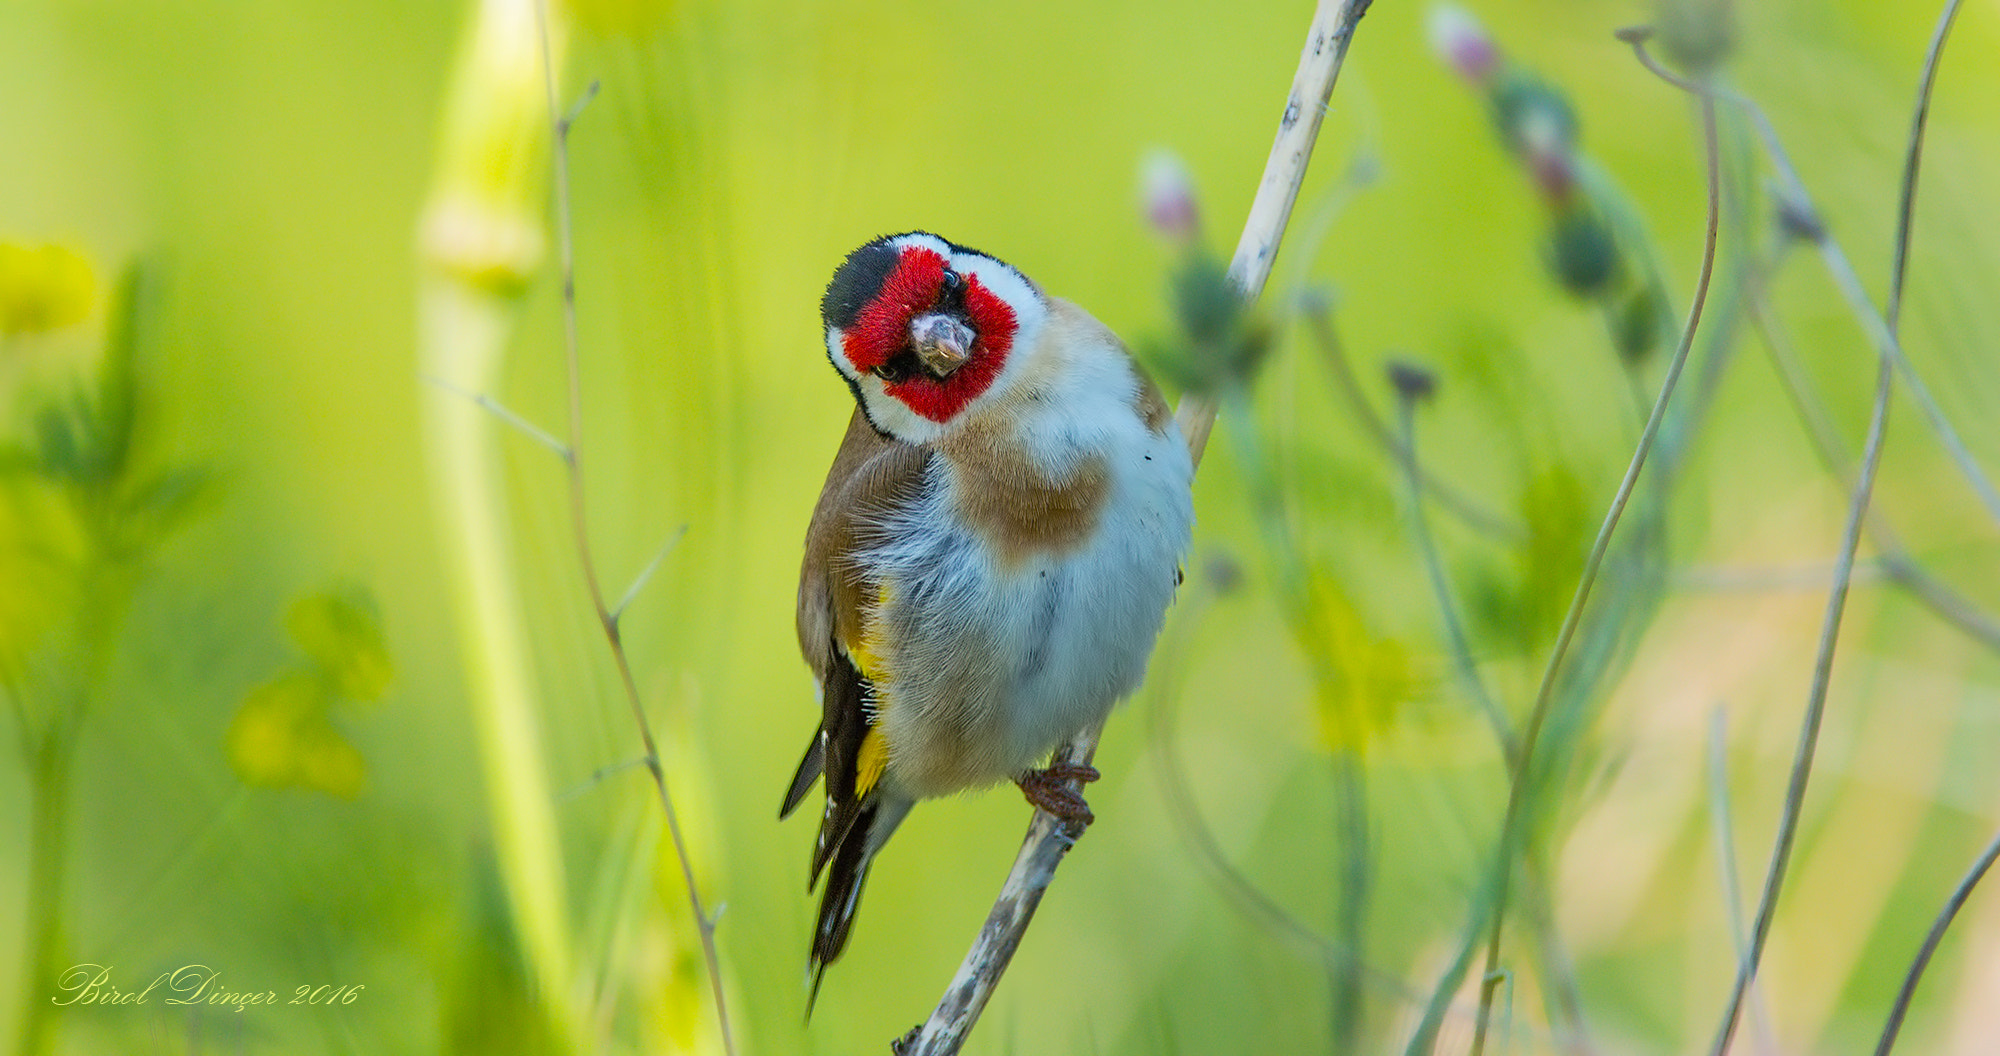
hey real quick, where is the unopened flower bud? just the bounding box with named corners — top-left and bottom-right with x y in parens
top-left (1657, 0), bottom-right (1735, 76)
top-left (1428, 4), bottom-right (1501, 85)
top-left (1140, 151), bottom-right (1201, 246)
top-left (1519, 112), bottom-right (1578, 205)
top-left (1492, 72), bottom-right (1579, 161)
top-left (1612, 284), bottom-right (1664, 365)
top-left (1388, 360), bottom-right (1439, 404)
top-left (1774, 195), bottom-right (1825, 244)
top-left (1544, 209), bottom-right (1620, 299)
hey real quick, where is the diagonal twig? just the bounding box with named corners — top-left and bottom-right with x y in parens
top-left (893, 3), bottom-right (1372, 1052)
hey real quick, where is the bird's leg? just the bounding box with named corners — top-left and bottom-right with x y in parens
top-left (1015, 762), bottom-right (1100, 825)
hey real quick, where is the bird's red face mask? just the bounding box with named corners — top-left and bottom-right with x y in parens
top-left (839, 246), bottom-right (1020, 424)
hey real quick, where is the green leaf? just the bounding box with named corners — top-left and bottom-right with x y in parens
top-left (286, 590), bottom-right (394, 702)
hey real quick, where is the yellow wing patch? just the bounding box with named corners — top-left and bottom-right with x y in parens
top-left (855, 726), bottom-right (889, 798)
top-left (848, 580), bottom-right (894, 799)
top-left (847, 580), bottom-right (894, 687)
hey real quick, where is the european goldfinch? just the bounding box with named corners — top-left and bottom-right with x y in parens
top-left (780, 232), bottom-right (1195, 1004)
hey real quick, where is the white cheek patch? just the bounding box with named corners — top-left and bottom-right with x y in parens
top-left (859, 383), bottom-right (943, 444)
top-left (826, 322), bottom-right (859, 378)
top-left (949, 251), bottom-right (1040, 324)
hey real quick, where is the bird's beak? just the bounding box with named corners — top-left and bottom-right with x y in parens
top-left (909, 313), bottom-right (974, 377)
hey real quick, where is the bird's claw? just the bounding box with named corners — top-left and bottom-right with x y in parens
top-left (1016, 763), bottom-right (1100, 826)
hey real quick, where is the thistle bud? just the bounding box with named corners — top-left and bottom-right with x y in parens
top-left (1492, 72), bottom-right (1579, 163)
top-left (1656, 0), bottom-right (1736, 76)
top-left (1612, 283), bottom-right (1664, 365)
top-left (1428, 4), bottom-right (1500, 86)
top-left (1544, 209), bottom-right (1620, 298)
top-left (1388, 360), bottom-right (1439, 404)
top-left (1518, 110), bottom-right (1578, 206)
top-left (1140, 151), bottom-right (1201, 247)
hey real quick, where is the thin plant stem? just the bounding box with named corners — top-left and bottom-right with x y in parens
top-left (1874, 6), bottom-right (1985, 1053)
top-left (1304, 306), bottom-right (1521, 541)
top-left (1330, 752), bottom-right (1371, 1051)
top-left (1405, 892), bottom-right (1494, 1056)
top-left (419, 373), bottom-right (569, 456)
top-left (533, 7), bottom-right (735, 1050)
top-left (1873, 825), bottom-right (2000, 1056)
top-left (1747, 281), bottom-right (2000, 652)
top-left (1706, 343), bottom-right (1885, 1056)
top-left (1730, 0), bottom-right (1998, 657)
top-left (1395, 390), bottom-right (1515, 761)
top-left (1468, 77), bottom-right (1725, 1056)
top-left (1706, 708), bottom-right (1774, 1055)
top-left (897, 3), bottom-right (1372, 1052)
top-left (1649, 0), bottom-right (1960, 1042)
top-left (1651, 42), bottom-right (2000, 528)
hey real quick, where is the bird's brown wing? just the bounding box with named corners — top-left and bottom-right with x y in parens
top-left (781, 407), bottom-right (926, 850)
top-left (781, 408), bottom-right (930, 1007)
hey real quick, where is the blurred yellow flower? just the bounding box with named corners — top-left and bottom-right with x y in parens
top-left (0, 242), bottom-right (94, 337)
top-left (227, 670), bottom-right (369, 799)
top-left (1299, 575), bottom-right (1417, 754)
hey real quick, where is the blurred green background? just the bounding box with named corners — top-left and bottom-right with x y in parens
top-left (4, 0), bottom-right (2000, 1053)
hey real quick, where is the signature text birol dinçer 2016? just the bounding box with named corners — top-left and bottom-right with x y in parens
top-left (52, 964), bottom-right (363, 1012)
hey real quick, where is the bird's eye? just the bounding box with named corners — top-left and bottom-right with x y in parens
top-left (936, 268), bottom-right (966, 312)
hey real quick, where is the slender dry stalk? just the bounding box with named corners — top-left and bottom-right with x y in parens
top-left (1874, 5), bottom-right (1982, 1053)
top-left (893, 2), bottom-right (1373, 1052)
top-left (1467, 39), bottom-right (1726, 1055)
top-left (1663, 0), bottom-right (1959, 1038)
top-left (1874, 826), bottom-right (2000, 1055)
top-left (1746, 291), bottom-right (2000, 653)
top-left (534, 8), bottom-right (736, 1051)
top-left (1695, 68), bottom-right (2000, 529)
top-left (1705, 708), bottom-right (1775, 1055)
top-left (1706, 252), bottom-right (1891, 1056)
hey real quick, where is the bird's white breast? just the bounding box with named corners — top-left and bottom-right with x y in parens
top-left (858, 329), bottom-right (1194, 800)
